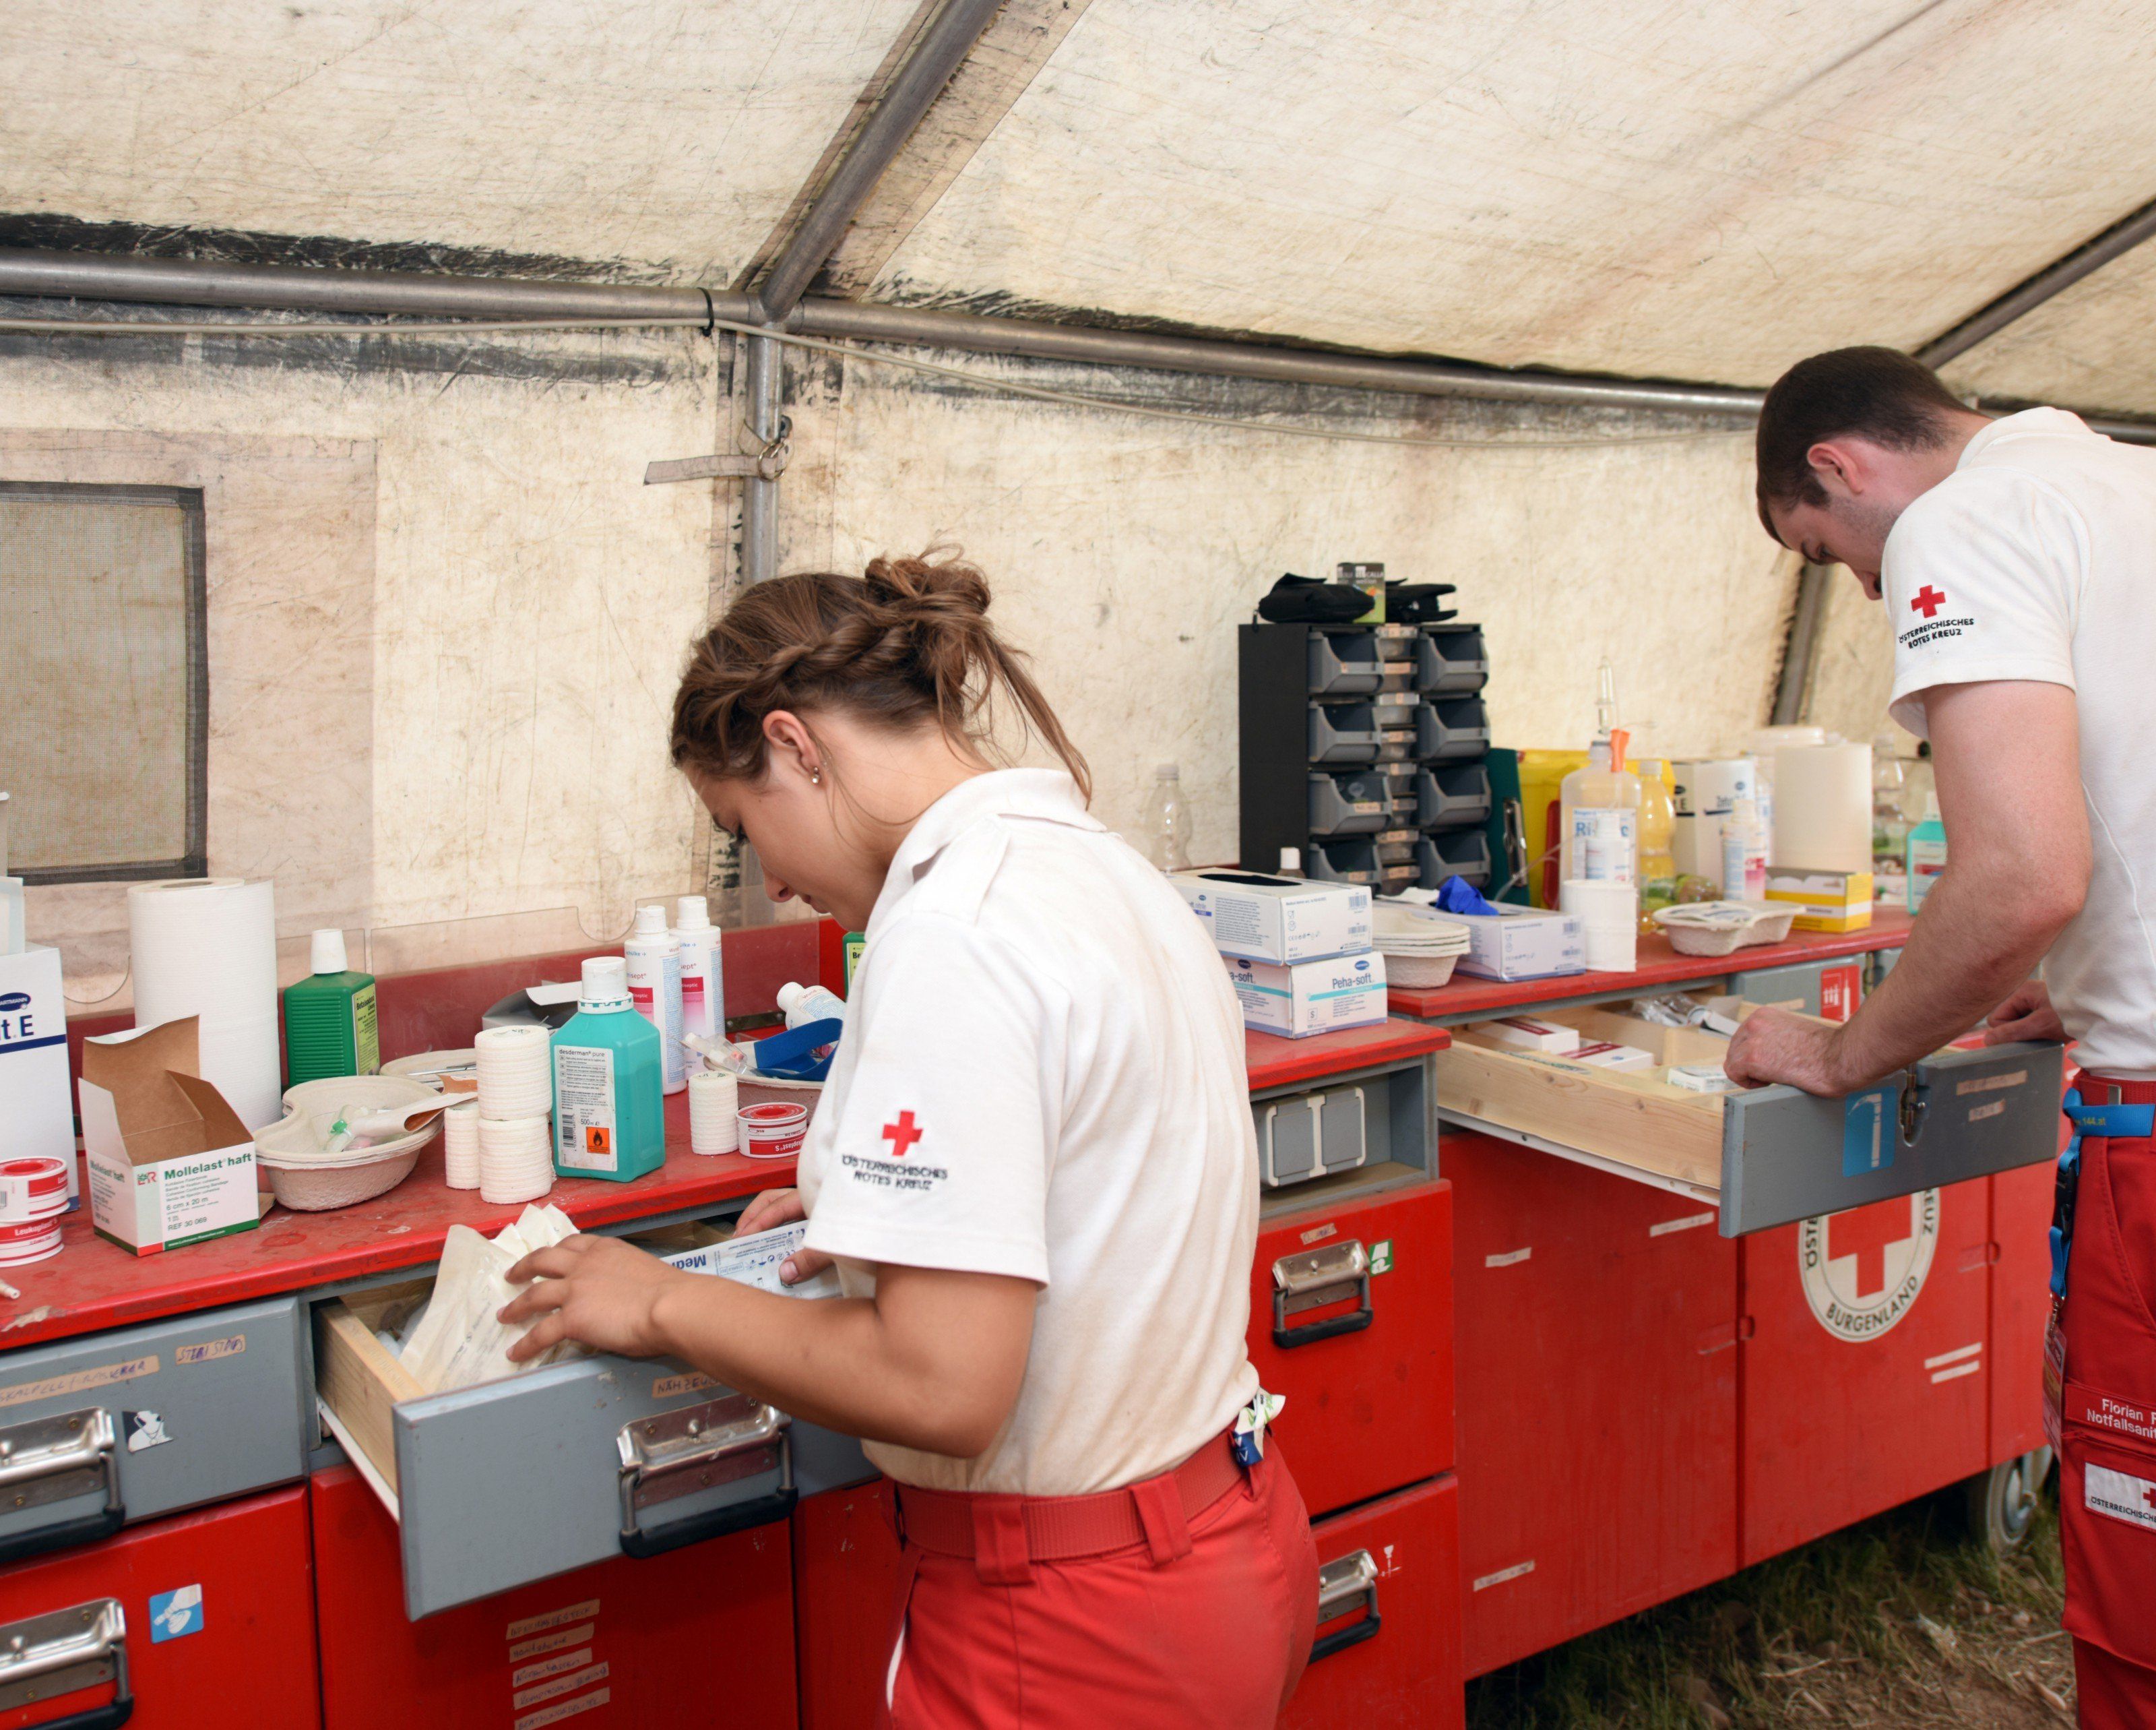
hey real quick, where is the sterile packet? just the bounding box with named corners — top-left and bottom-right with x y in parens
top-left (398, 1203), bottom-right (585, 1393)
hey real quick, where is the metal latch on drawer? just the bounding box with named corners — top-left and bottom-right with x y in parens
top-left (0, 1409), bottom-right (119, 1520)
top-left (1310, 1549), bottom-right (1382, 1662)
top-left (0, 1599), bottom-right (127, 1717)
top-left (1898, 1070), bottom-right (1928, 1144)
top-left (617, 1392), bottom-right (788, 1520)
top-left (1271, 1241), bottom-right (1373, 1347)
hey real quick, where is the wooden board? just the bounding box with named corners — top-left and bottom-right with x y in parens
top-left (314, 1291), bottom-right (429, 1500)
top-left (1432, 1041), bottom-right (1725, 1192)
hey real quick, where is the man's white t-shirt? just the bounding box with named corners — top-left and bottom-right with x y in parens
top-left (796, 768), bottom-right (1261, 1495)
top-left (1883, 407), bottom-right (2156, 1078)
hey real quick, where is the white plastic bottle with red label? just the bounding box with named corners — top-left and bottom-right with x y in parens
top-left (1720, 796), bottom-right (1768, 901)
top-left (1558, 737), bottom-right (1641, 887)
top-left (671, 895), bottom-right (724, 1076)
top-left (625, 904), bottom-right (685, 1095)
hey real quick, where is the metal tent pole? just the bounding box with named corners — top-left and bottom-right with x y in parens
top-left (1916, 194), bottom-right (2156, 369)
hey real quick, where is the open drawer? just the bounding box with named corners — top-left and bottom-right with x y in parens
top-left (313, 1278), bottom-right (870, 1619)
top-left (1433, 1006), bottom-right (2063, 1235)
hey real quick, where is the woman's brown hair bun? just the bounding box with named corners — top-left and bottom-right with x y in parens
top-left (670, 549), bottom-right (1090, 799)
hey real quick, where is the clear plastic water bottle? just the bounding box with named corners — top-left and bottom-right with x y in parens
top-left (1142, 763), bottom-right (1194, 871)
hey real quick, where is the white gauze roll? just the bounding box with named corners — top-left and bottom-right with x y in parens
top-left (128, 878), bottom-right (281, 1130)
top-left (1560, 879), bottom-right (1639, 972)
top-left (443, 1101), bottom-right (481, 1190)
top-left (476, 1024), bottom-right (553, 1119)
top-left (1771, 743), bottom-right (1873, 873)
top-left (688, 1070), bottom-right (739, 1156)
top-left (478, 1114), bottom-right (553, 1205)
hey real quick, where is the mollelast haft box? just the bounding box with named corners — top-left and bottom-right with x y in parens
top-left (81, 1016), bottom-right (261, 1256)
top-left (0, 945), bottom-right (78, 1202)
top-left (1765, 867), bottom-right (1874, 933)
top-left (1172, 871), bottom-right (1372, 964)
top-left (1224, 950), bottom-right (1389, 1038)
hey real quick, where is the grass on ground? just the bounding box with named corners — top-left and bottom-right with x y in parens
top-left (1466, 1481), bottom-right (2072, 1729)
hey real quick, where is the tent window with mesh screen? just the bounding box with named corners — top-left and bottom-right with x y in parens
top-left (0, 482), bottom-right (207, 885)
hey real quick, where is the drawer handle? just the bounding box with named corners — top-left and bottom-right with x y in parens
top-left (1898, 1073), bottom-right (1929, 1145)
top-left (0, 1597), bottom-right (131, 1728)
top-left (0, 1411), bottom-right (124, 1568)
top-left (617, 1394), bottom-right (794, 1559)
top-left (1309, 1549), bottom-right (1381, 1663)
top-left (1272, 1240), bottom-right (1373, 1349)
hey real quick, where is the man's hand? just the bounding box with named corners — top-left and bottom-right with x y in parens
top-left (1723, 1006), bottom-right (1850, 1096)
top-left (730, 1186), bottom-right (833, 1287)
top-left (499, 1234), bottom-right (689, 1363)
top-left (1986, 980), bottom-right (2066, 1045)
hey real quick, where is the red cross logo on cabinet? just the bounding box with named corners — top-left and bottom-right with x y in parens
top-left (1827, 1204), bottom-right (1911, 1299)
top-left (881, 1111), bottom-right (922, 1158)
top-left (1910, 585), bottom-right (1947, 619)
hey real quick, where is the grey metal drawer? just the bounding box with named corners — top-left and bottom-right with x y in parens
top-left (0, 1296), bottom-right (307, 1565)
top-left (314, 1283), bottom-right (870, 1618)
top-left (1434, 1032), bottom-right (2064, 1235)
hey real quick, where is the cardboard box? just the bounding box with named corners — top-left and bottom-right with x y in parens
top-left (1223, 951), bottom-right (1388, 1039)
top-left (81, 1018), bottom-right (261, 1256)
top-left (1173, 871), bottom-right (1371, 963)
top-left (1451, 906), bottom-right (1586, 982)
top-left (1570, 1040), bottom-right (1657, 1072)
top-left (1765, 867), bottom-right (1874, 933)
top-left (0, 946), bottom-right (78, 1204)
top-left (1482, 1015), bottom-right (1581, 1054)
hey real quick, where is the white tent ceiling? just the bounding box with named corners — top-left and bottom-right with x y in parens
top-left (6, 0), bottom-right (2155, 411)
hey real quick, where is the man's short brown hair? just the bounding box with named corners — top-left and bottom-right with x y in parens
top-left (1754, 346), bottom-right (1970, 537)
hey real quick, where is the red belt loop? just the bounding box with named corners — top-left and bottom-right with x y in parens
top-left (1131, 1475), bottom-right (1194, 1568)
top-left (972, 1498), bottom-right (1035, 1587)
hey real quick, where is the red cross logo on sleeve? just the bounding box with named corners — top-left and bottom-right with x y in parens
top-left (1829, 1204), bottom-right (1912, 1299)
top-left (881, 1111), bottom-right (922, 1158)
top-left (1910, 585), bottom-right (1947, 619)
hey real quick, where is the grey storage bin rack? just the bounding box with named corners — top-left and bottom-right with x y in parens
top-left (1309, 770), bottom-right (1394, 836)
top-left (1308, 631), bottom-right (1384, 696)
top-left (1304, 836), bottom-right (1382, 885)
top-left (1418, 828), bottom-right (1493, 888)
top-left (1416, 627), bottom-right (1489, 696)
top-left (1416, 762), bottom-right (1493, 830)
top-left (1308, 702), bottom-right (1383, 764)
top-left (1415, 697), bottom-right (1490, 762)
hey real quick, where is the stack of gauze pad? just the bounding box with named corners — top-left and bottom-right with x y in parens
top-left (688, 1070), bottom-right (740, 1156)
top-left (474, 1025), bottom-right (554, 1204)
top-left (1558, 879), bottom-right (1637, 972)
top-left (440, 1070), bottom-right (481, 1192)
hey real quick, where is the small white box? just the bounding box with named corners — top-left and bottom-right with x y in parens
top-left (1482, 1016), bottom-right (1581, 1054)
top-left (81, 1018), bottom-right (261, 1256)
top-left (1571, 1041), bottom-right (1657, 1072)
top-left (1451, 906), bottom-right (1586, 982)
top-left (1174, 871), bottom-right (1371, 963)
top-left (0, 946), bottom-right (77, 1205)
top-left (1223, 952), bottom-right (1388, 1039)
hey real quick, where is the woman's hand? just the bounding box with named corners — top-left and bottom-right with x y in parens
top-left (1985, 980), bottom-right (2066, 1045)
top-left (499, 1235), bottom-right (688, 1363)
top-left (730, 1186), bottom-right (834, 1287)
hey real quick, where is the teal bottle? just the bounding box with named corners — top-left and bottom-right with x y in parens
top-left (550, 956), bottom-right (666, 1181)
top-left (1905, 793), bottom-right (1948, 912)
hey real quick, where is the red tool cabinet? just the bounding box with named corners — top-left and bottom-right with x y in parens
top-left (793, 1480), bottom-right (904, 1730)
top-left (0, 1483), bottom-right (319, 1730)
top-left (1281, 1475), bottom-right (1462, 1730)
top-left (311, 1467), bottom-right (798, 1730)
top-left (1738, 1178), bottom-right (1994, 1565)
top-left (1989, 1162), bottom-right (2054, 1461)
top-left (1248, 1179), bottom-right (1455, 1520)
top-left (1445, 1130), bottom-right (1740, 1678)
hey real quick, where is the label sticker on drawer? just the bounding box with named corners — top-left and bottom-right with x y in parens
top-left (1484, 1246), bottom-right (1531, 1268)
top-left (0, 1354), bottom-right (158, 1410)
top-left (506, 1600), bottom-right (600, 1641)
top-left (1368, 1239), bottom-right (1394, 1275)
top-left (1843, 1087), bottom-right (1894, 1176)
top-left (149, 1585), bottom-right (203, 1642)
top-left (174, 1334), bottom-right (246, 1365)
top-left (1472, 1559), bottom-right (1535, 1591)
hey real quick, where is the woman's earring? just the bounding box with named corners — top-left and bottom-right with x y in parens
top-left (810, 766), bottom-right (823, 786)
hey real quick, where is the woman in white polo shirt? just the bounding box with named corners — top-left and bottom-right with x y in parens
top-left (503, 552), bottom-right (1317, 1726)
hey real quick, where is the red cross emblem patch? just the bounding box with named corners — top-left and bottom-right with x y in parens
top-left (881, 1111), bottom-right (922, 1158)
top-left (1910, 584), bottom-right (1947, 619)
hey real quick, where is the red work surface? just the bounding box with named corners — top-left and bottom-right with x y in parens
top-left (1246, 1018), bottom-right (1449, 1092)
top-left (1738, 1177), bottom-right (1994, 1566)
top-left (793, 1480), bottom-right (904, 1730)
top-left (0, 1483), bottom-right (319, 1730)
top-left (1389, 910), bottom-right (1911, 1020)
top-left (0, 1100), bottom-right (784, 1353)
top-left (1249, 1179), bottom-right (1453, 1520)
top-left (1280, 1474), bottom-right (1463, 1730)
top-left (1443, 1130), bottom-right (1740, 1679)
top-left (312, 1465), bottom-right (797, 1729)
top-left (1990, 1162), bottom-right (2054, 1462)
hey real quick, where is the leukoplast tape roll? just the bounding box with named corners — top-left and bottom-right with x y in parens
top-left (1560, 878), bottom-right (1638, 972)
top-left (127, 878), bottom-right (281, 1132)
top-left (443, 1101), bottom-right (481, 1191)
top-left (476, 1025), bottom-right (552, 1120)
top-left (477, 1113), bottom-right (552, 1205)
top-left (688, 1071), bottom-right (739, 1156)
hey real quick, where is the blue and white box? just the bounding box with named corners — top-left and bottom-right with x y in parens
top-left (1173, 871), bottom-right (1371, 964)
top-left (0, 945), bottom-right (78, 1204)
top-left (1224, 951), bottom-right (1388, 1039)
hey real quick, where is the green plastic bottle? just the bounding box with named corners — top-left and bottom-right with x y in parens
top-left (550, 956), bottom-right (666, 1182)
top-left (284, 929), bottom-right (379, 1085)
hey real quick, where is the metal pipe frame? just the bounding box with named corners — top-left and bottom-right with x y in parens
top-left (739, 334), bottom-right (783, 585)
top-left (754, 0), bottom-right (1009, 322)
top-left (1917, 193), bottom-right (2156, 369)
top-left (1770, 560), bottom-right (1835, 727)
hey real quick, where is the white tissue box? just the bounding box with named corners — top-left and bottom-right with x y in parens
top-left (1174, 872), bottom-right (1372, 963)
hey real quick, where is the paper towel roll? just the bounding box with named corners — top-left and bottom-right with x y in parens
top-left (1771, 743), bottom-right (1873, 873)
top-left (128, 879), bottom-right (281, 1132)
top-left (1560, 879), bottom-right (1638, 972)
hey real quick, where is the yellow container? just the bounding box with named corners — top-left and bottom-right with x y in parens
top-left (1515, 749), bottom-right (1587, 908)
